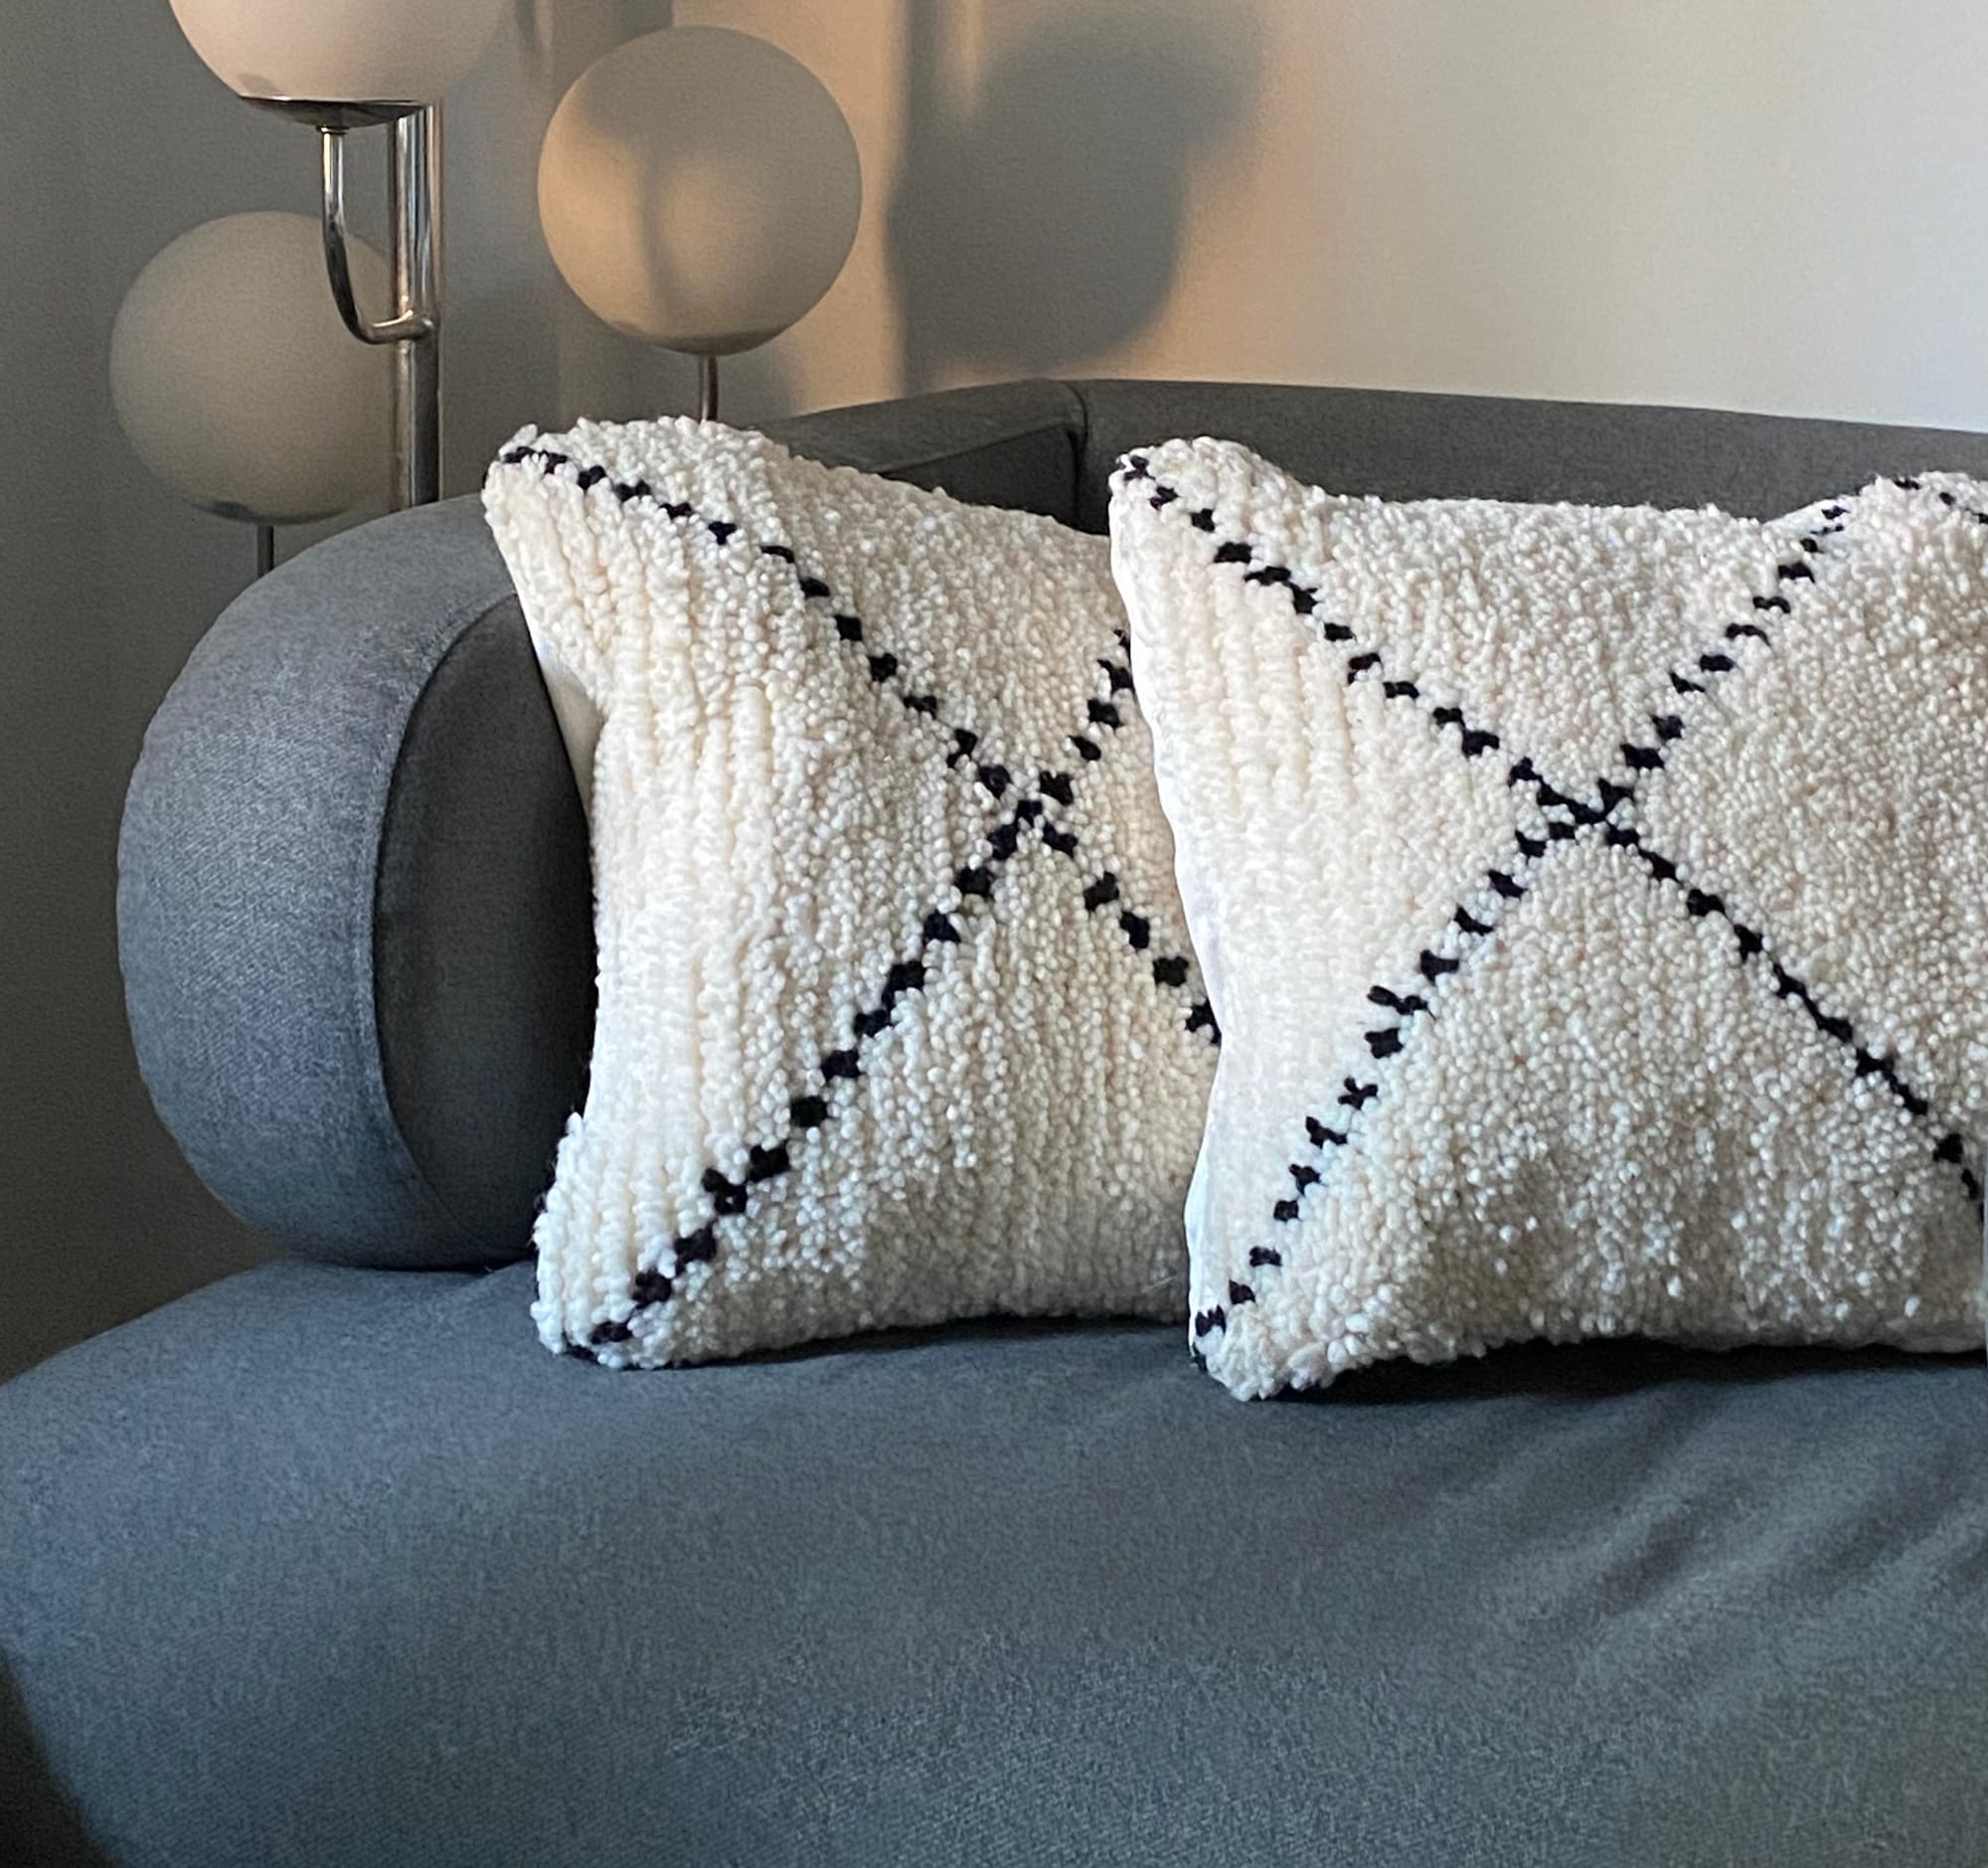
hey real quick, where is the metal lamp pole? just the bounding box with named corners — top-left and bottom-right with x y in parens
top-left (248, 95), bottom-right (444, 510)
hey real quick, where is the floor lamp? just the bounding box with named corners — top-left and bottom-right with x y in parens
top-left (166, 0), bottom-right (505, 510)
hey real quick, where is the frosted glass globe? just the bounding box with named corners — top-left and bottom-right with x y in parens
top-left (539, 27), bottom-right (862, 355)
top-left (111, 213), bottom-right (390, 525)
top-left (169, 0), bottom-right (505, 105)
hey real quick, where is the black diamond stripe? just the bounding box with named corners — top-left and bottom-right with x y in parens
top-left (615, 842), bottom-right (1023, 1327)
top-left (1254, 839), bottom-right (1553, 1253)
top-left (1117, 459), bottom-right (1887, 836)
top-left (501, 444), bottom-right (1025, 790)
top-left (1043, 635), bottom-right (1215, 1045)
top-left (1628, 840), bottom-right (1983, 1211)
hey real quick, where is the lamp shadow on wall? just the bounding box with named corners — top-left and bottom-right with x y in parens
top-left (889, 0), bottom-right (1261, 392)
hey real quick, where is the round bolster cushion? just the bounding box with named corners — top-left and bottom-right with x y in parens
top-left (117, 496), bottom-right (594, 1269)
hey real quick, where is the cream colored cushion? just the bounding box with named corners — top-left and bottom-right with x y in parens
top-left (485, 419), bottom-right (1217, 1365)
top-left (1110, 437), bottom-right (1986, 1399)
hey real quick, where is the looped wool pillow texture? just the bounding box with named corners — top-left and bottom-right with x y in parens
top-left (484, 419), bottom-right (1217, 1366)
top-left (1110, 438), bottom-right (1988, 1400)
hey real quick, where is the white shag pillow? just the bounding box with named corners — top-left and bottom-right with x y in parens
top-left (1109, 437), bottom-right (1988, 1400)
top-left (484, 419), bottom-right (1218, 1366)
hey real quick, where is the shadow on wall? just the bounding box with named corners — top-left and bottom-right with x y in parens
top-left (890, 0), bottom-right (1261, 391)
top-left (446, 0), bottom-right (673, 485)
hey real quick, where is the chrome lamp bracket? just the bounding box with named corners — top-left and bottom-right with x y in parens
top-left (244, 93), bottom-right (443, 510)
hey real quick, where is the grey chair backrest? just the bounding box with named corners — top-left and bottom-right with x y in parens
top-left (117, 379), bottom-right (1988, 1271)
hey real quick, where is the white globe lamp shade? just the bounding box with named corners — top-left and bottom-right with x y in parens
top-left (111, 213), bottom-right (390, 526)
top-left (168, 0), bottom-right (505, 106)
top-left (538, 27), bottom-right (862, 356)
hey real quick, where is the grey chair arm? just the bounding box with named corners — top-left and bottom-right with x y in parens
top-left (118, 496), bottom-right (593, 1268)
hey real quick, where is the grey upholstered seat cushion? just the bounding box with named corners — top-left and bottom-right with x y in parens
top-left (4, 1270), bottom-right (1985, 1867)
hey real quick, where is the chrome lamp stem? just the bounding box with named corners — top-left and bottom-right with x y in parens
top-left (318, 105), bottom-right (443, 508)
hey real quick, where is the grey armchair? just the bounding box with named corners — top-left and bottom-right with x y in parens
top-left (6, 381), bottom-right (1987, 1867)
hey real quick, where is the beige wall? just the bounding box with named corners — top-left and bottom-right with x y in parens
top-left (710, 0), bottom-right (1988, 431)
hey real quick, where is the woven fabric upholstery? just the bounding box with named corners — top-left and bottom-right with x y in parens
top-left (3, 1261), bottom-right (1986, 1866)
top-left (1072, 380), bottom-right (1988, 528)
